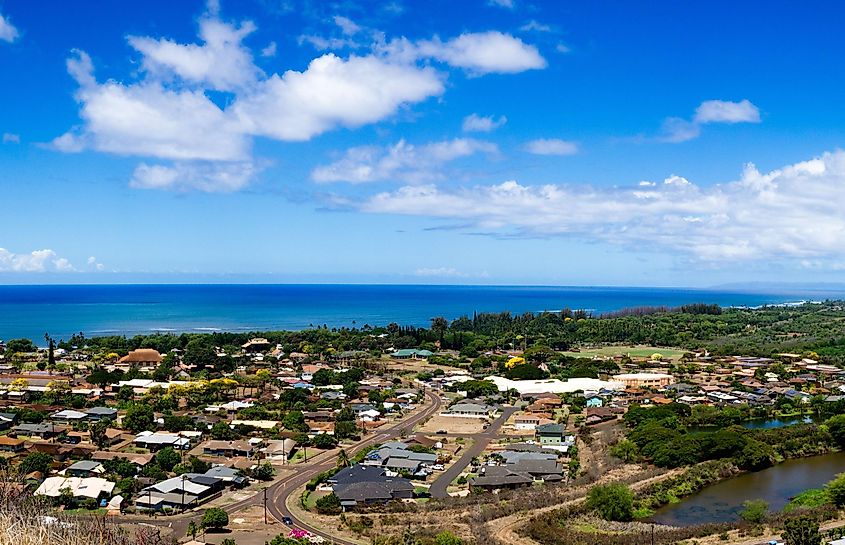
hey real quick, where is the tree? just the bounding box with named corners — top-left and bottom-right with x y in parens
top-left (187, 521), bottom-right (198, 540)
top-left (155, 447), bottom-right (181, 472)
top-left (826, 415), bottom-right (845, 447)
top-left (19, 452), bottom-right (53, 475)
top-left (782, 515), bottom-right (822, 545)
top-left (89, 419), bottom-right (110, 449)
top-left (586, 483), bottom-right (634, 522)
top-left (740, 499), bottom-right (768, 524)
top-left (608, 440), bottom-right (639, 463)
top-left (825, 472), bottom-right (845, 507)
top-left (312, 433), bottom-right (337, 449)
top-left (252, 462), bottom-right (275, 481)
top-left (210, 421), bottom-right (236, 440)
top-left (123, 404), bottom-right (154, 433)
top-left (5, 338), bottom-right (36, 355)
top-left (431, 317), bottom-right (448, 346)
top-left (336, 449), bottom-right (350, 469)
top-left (201, 507), bottom-right (229, 530)
top-left (221, 540), bottom-right (237, 545)
top-left (315, 492), bottom-right (341, 514)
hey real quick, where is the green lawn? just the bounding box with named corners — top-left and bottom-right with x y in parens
top-left (560, 345), bottom-right (687, 360)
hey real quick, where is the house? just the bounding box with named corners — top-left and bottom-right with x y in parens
top-left (390, 349), bottom-right (434, 360)
top-left (612, 373), bottom-right (674, 389)
top-left (11, 422), bottom-right (63, 439)
top-left (330, 465), bottom-right (414, 509)
top-left (136, 475), bottom-right (221, 511)
top-left (242, 338), bottom-right (271, 352)
top-left (585, 407), bottom-right (617, 425)
top-left (35, 476), bottom-right (115, 502)
top-left (0, 436), bottom-right (25, 453)
top-left (0, 412), bottom-right (18, 430)
top-left (535, 423), bottom-right (564, 445)
top-left (585, 396), bottom-right (603, 408)
top-left (118, 349), bottom-right (163, 368)
top-left (133, 431), bottom-right (191, 451)
top-left (202, 440), bottom-right (254, 458)
top-left (469, 466), bottom-right (533, 492)
top-left (65, 460), bottom-right (106, 478)
top-left (85, 406), bottom-right (118, 421)
top-left (203, 465), bottom-right (248, 487)
top-left (262, 438), bottom-right (297, 461)
top-left (442, 402), bottom-right (496, 418)
top-left (50, 409), bottom-right (88, 423)
top-left (91, 451), bottom-right (153, 468)
top-left (514, 414), bottom-right (542, 431)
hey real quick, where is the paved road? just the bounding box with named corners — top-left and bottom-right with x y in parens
top-left (141, 390), bottom-right (442, 544)
top-left (428, 406), bottom-right (519, 499)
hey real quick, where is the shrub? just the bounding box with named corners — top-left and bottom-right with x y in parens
top-left (586, 483), bottom-right (634, 522)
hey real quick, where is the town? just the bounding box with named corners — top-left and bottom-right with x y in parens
top-left (1, 303), bottom-right (845, 545)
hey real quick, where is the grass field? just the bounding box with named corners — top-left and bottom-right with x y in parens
top-left (560, 345), bottom-right (687, 360)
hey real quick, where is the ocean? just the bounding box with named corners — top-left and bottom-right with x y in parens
top-left (0, 284), bottom-right (829, 343)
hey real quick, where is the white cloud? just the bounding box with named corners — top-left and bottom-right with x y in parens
top-left (312, 138), bottom-right (497, 184)
top-left (660, 99), bottom-right (760, 143)
top-left (555, 43), bottom-right (571, 54)
top-left (0, 248), bottom-right (77, 272)
top-left (488, 0), bottom-right (515, 8)
top-left (87, 256), bottom-right (105, 271)
top-left (524, 138), bottom-right (578, 156)
top-left (2, 133), bottom-right (20, 144)
top-left (0, 12), bottom-right (18, 43)
top-left (462, 113), bottom-right (507, 133)
top-left (354, 150), bottom-right (845, 263)
top-left (694, 99), bottom-right (761, 124)
top-left (414, 267), bottom-right (468, 278)
top-left (520, 20), bottom-right (551, 32)
top-left (234, 54), bottom-right (444, 141)
top-left (128, 17), bottom-right (260, 92)
top-left (414, 31), bottom-right (546, 75)
top-left (334, 16), bottom-right (361, 36)
top-left (55, 9), bottom-right (541, 192)
top-left (130, 161), bottom-right (258, 192)
top-left (261, 41), bottom-right (277, 57)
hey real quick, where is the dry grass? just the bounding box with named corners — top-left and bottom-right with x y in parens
top-left (0, 472), bottom-right (172, 545)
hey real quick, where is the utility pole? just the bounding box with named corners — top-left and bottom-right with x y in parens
top-left (263, 486), bottom-right (267, 524)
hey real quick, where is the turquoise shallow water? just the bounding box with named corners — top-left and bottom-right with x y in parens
top-left (0, 283), bottom-right (820, 342)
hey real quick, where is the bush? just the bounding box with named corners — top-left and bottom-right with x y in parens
top-left (312, 433), bottom-right (338, 449)
top-left (740, 499), bottom-right (768, 524)
top-left (315, 493), bottom-right (341, 515)
top-left (586, 483), bottom-right (634, 521)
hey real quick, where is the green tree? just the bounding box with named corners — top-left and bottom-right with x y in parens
top-left (155, 447), bottom-right (181, 472)
top-left (123, 404), bottom-right (154, 433)
top-left (5, 338), bottom-right (36, 354)
top-left (740, 499), bottom-right (768, 524)
top-left (826, 415), bottom-right (845, 447)
top-left (221, 540), bottom-right (237, 545)
top-left (586, 483), bottom-right (634, 522)
top-left (825, 472), bottom-right (845, 507)
top-left (608, 440), bottom-right (639, 463)
top-left (19, 452), bottom-right (53, 474)
top-left (314, 492), bottom-right (341, 514)
top-left (187, 520), bottom-right (198, 540)
top-left (336, 448), bottom-right (350, 469)
top-left (89, 419), bottom-right (110, 449)
top-left (252, 462), bottom-right (275, 481)
top-left (312, 433), bottom-right (337, 449)
top-left (201, 507), bottom-right (229, 530)
top-left (210, 421), bottom-right (236, 440)
top-left (431, 317), bottom-right (448, 346)
top-left (782, 515), bottom-right (822, 545)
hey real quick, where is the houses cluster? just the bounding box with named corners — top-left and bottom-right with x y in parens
top-left (470, 443), bottom-right (566, 492)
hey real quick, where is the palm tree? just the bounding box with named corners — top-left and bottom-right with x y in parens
top-left (336, 449), bottom-right (350, 469)
top-left (431, 317), bottom-right (449, 347)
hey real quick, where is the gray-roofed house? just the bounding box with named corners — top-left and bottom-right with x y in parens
top-left (442, 402), bottom-right (496, 418)
top-left (85, 407), bottom-right (118, 421)
top-left (65, 460), bottom-right (106, 478)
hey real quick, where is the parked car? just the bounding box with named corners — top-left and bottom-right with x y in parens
top-left (282, 516), bottom-right (293, 525)
top-left (436, 429), bottom-right (447, 434)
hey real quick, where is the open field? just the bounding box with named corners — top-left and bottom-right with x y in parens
top-left (417, 415), bottom-right (488, 434)
top-left (561, 345), bottom-right (687, 360)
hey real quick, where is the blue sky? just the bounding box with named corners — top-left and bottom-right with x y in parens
top-left (2, 0), bottom-right (845, 286)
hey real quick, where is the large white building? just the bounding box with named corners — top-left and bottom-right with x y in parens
top-left (485, 376), bottom-right (624, 395)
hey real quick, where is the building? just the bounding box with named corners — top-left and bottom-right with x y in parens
top-left (0, 436), bottom-right (25, 453)
top-left (35, 476), bottom-right (115, 502)
top-left (535, 423), bottom-right (564, 445)
top-left (612, 373), bottom-right (674, 389)
top-left (202, 440), bottom-right (254, 458)
top-left (390, 349), bottom-right (434, 359)
top-left (133, 431), bottom-right (191, 451)
top-left (118, 349), bottom-right (163, 367)
top-left (65, 460), bottom-right (106, 478)
top-left (85, 406), bottom-right (118, 421)
top-left (442, 402), bottom-right (496, 418)
top-left (11, 422), bottom-right (63, 439)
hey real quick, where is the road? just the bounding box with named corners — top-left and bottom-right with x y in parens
top-left (143, 390), bottom-right (442, 544)
top-left (428, 406), bottom-right (518, 499)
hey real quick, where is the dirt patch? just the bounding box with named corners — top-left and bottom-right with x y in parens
top-left (418, 415), bottom-right (488, 434)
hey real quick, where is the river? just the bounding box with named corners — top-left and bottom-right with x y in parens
top-left (650, 451), bottom-right (845, 526)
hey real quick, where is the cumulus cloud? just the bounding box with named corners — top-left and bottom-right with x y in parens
top-left (2, 133), bottom-right (20, 144)
top-left (520, 20), bottom-right (551, 32)
top-left (524, 138), bottom-right (578, 156)
top-left (694, 99), bottom-right (761, 124)
top-left (312, 138), bottom-right (498, 184)
top-left (462, 113), bottom-right (507, 133)
top-left (55, 8), bottom-right (539, 191)
top-left (0, 12), bottom-right (18, 43)
top-left (353, 150), bottom-right (845, 263)
top-left (413, 31), bottom-right (546, 75)
top-left (87, 256), bottom-right (105, 271)
top-left (488, 0), bottom-right (515, 8)
top-left (661, 99), bottom-right (761, 143)
top-left (0, 248), bottom-right (76, 272)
